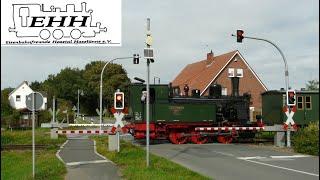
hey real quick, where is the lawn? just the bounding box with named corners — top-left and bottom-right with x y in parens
top-left (1, 150), bottom-right (66, 180)
top-left (1, 128), bottom-right (66, 147)
top-left (91, 136), bottom-right (211, 180)
top-left (1, 128), bottom-right (67, 180)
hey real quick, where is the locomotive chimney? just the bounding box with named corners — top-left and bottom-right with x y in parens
top-left (231, 77), bottom-right (240, 96)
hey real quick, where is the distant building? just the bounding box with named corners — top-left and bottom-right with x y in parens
top-left (8, 81), bottom-right (47, 127)
top-left (8, 81), bottom-right (47, 110)
top-left (172, 50), bottom-right (267, 121)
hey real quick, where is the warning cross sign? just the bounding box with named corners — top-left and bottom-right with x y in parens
top-left (283, 106), bottom-right (298, 130)
top-left (110, 107), bottom-right (128, 134)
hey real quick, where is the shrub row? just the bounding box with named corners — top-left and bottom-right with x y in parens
top-left (292, 121), bottom-right (319, 156)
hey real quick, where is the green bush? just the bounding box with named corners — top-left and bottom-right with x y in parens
top-left (292, 121), bottom-right (319, 156)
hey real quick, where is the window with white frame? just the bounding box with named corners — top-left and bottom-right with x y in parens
top-left (305, 96), bottom-right (312, 110)
top-left (297, 96), bottom-right (303, 110)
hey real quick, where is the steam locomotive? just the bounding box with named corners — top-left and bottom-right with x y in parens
top-left (124, 77), bottom-right (264, 144)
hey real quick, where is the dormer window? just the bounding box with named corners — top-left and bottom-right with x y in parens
top-left (16, 95), bottom-right (21, 102)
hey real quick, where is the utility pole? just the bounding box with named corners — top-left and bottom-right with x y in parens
top-left (32, 92), bottom-right (35, 178)
top-left (77, 89), bottom-right (79, 118)
top-left (53, 96), bottom-right (55, 123)
top-left (145, 18), bottom-right (152, 167)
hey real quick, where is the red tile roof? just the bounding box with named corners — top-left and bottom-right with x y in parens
top-left (172, 50), bottom-right (237, 92)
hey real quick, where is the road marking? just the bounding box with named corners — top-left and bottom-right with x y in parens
top-left (93, 140), bottom-right (106, 160)
top-left (242, 159), bottom-right (319, 177)
top-left (66, 160), bottom-right (110, 166)
top-left (270, 155), bottom-right (310, 159)
top-left (56, 140), bottom-right (69, 164)
top-left (211, 150), bottom-right (235, 157)
top-left (238, 156), bottom-right (265, 160)
top-left (238, 155), bottom-right (311, 160)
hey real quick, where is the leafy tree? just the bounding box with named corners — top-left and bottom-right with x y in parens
top-left (1, 88), bottom-right (14, 117)
top-left (82, 61), bottom-right (131, 114)
top-left (30, 81), bottom-right (42, 91)
top-left (41, 67), bottom-right (85, 109)
top-left (306, 80), bottom-right (319, 90)
top-left (1, 88), bottom-right (20, 127)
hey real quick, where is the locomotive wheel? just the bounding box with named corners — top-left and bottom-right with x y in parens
top-left (217, 135), bottom-right (233, 144)
top-left (191, 131), bottom-right (208, 144)
top-left (169, 132), bottom-right (188, 144)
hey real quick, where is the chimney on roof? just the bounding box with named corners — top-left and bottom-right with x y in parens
top-left (207, 50), bottom-right (214, 61)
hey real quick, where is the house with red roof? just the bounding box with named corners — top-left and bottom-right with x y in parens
top-left (172, 50), bottom-right (267, 120)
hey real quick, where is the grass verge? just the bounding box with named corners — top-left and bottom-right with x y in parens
top-left (1, 128), bottom-right (67, 179)
top-left (91, 136), bottom-right (211, 180)
top-left (1, 150), bottom-right (66, 180)
top-left (1, 128), bottom-right (67, 147)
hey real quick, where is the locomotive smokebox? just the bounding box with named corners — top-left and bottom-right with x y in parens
top-left (231, 77), bottom-right (240, 96)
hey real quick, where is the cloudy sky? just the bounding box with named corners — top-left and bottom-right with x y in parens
top-left (1, 0), bottom-right (319, 90)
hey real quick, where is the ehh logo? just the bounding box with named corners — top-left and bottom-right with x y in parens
top-left (9, 2), bottom-right (107, 40)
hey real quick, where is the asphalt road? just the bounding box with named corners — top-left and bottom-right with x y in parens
top-left (58, 135), bottom-right (120, 180)
top-left (150, 143), bottom-right (319, 180)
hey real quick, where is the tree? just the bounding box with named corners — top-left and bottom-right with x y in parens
top-left (82, 61), bottom-right (131, 114)
top-left (1, 88), bottom-right (14, 117)
top-left (306, 80), bottom-right (319, 90)
top-left (30, 81), bottom-right (42, 91)
top-left (41, 67), bottom-right (85, 109)
top-left (1, 88), bottom-right (20, 127)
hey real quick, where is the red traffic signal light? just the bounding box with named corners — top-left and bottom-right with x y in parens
top-left (237, 30), bottom-right (244, 43)
top-left (114, 92), bottom-right (124, 109)
top-left (286, 90), bottom-right (296, 106)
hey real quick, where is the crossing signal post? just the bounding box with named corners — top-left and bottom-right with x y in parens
top-left (114, 92), bottom-right (124, 110)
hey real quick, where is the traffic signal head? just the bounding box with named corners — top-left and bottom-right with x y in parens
top-left (133, 54), bottom-right (139, 64)
top-left (114, 92), bottom-right (124, 109)
top-left (236, 30), bottom-right (244, 43)
top-left (286, 90), bottom-right (296, 106)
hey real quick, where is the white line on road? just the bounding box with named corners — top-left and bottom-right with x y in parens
top-left (94, 140), bottom-right (106, 160)
top-left (211, 150), bottom-right (235, 157)
top-left (56, 140), bottom-right (69, 164)
top-left (66, 160), bottom-right (111, 166)
top-left (238, 155), bottom-right (311, 160)
top-left (237, 156), bottom-right (265, 160)
top-left (270, 155), bottom-right (311, 159)
top-left (243, 159), bottom-right (319, 177)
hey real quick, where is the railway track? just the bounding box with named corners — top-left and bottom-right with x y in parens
top-left (1, 144), bottom-right (57, 151)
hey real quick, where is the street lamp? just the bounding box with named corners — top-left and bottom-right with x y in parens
top-left (77, 89), bottom-right (84, 118)
top-left (232, 32), bottom-right (289, 91)
top-left (99, 56), bottom-right (134, 131)
top-left (232, 31), bottom-right (291, 147)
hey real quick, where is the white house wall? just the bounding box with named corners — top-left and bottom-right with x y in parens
top-left (9, 82), bottom-right (47, 110)
top-left (9, 83), bottom-right (34, 109)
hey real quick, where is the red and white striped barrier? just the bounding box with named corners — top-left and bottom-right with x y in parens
top-left (69, 124), bottom-right (113, 127)
top-left (56, 130), bottom-right (109, 134)
top-left (195, 126), bottom-right (265, 131)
